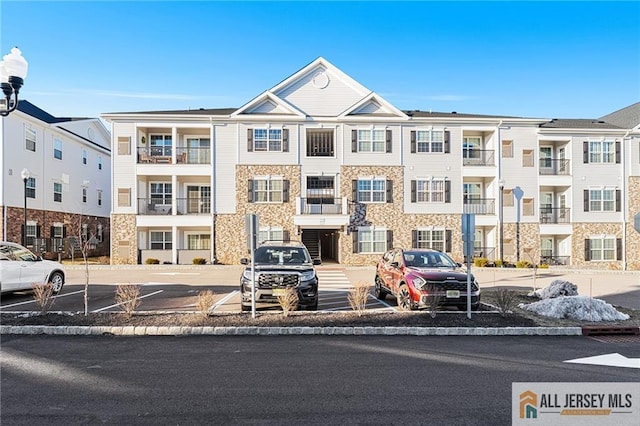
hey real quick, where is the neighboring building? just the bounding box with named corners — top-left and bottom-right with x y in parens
top-left (102, 57), bottom-right (640, 270)
top-left (0, 100), bottom-right (111, 259)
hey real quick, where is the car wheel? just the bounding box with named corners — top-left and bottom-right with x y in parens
top-left (306, 301), bottom-right (318, 311)
top-left (374, 275), bottom-right (387, 300)
top-left (49, 272), bottom-right (64, 294)
top-left (396, 284), bottom-right (415, 311)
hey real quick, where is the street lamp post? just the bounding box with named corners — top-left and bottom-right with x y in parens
top-left (21, 168), bottom-right (30, 247)
top-left (498, 179), bottom-right (505, 266)
top-left (0, 47), bottom-right (28, 116)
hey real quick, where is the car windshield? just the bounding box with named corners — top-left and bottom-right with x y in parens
top-left (403, 251), bottom-right (455, 268)
top-left (254, 246), bottom-right (310, 264)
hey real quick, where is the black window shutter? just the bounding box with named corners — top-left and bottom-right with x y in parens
top-left (386, 130), bottom-right (392, 153)
top-left (50, 226), bottom-right (55, 237)
top-left (615, 141), bottom-right (621, 163)
top-left (386, 230), bottom-right (393, 250)
top-left (247, 129), bottom-right (253, 152)
top-left (616, 189), bottom-right (621, 212)
top-left (445, 230), bottom-right (452, 252)
top-left (63, 226), bottom-right (67, 238)
top-left (410, 131), bottom-right (416, 153)
top-left (351, 130), bottom-right (358, 153)
top-left (445, 180), bottom-right (451, 203)
top-left (21, 225), bottom-right (25, 243)
top-left (411, 230), bottom-right (417, 248)
top-left (584, 239), bottom-right (591, 261)
top-left (352, 230), bottom-right (359, 253)
top-left (386, 180), bottom-right (393, 203)
top-left (583, 189), bottom-right (589, 212)
top-left (583, 141), bottom-right (588, 163)
top-left (282, 129), bottom-right (289, 152)
top-left (617, 238), bottom-right (623, 260)
top-left (283, 230), bottom-right (290, 242)
top-left (352, 180), bottom-right (358, 202)
top-left (283, 180), bottom-right (290, 203)
top-left (36, 225), bottom-right (41, 238)
top-left (444, 131), bottom-right (450, 153)
top-left (411, 180), bottom-right (416, 203)
top-left (247, 179), bottom-right (254, 203)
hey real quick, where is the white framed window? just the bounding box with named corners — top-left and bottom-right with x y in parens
top-left (52, 224), bottom-right (64, 239)
top-left (416, 178), bottom-right (445, 203)
top-left (25, 222), bottom-right (37, 246)
top-left (82, 149), bottom-right (88, 165)
top-left (414, 229), bottom-right (445, 251)
top-left (258, 227), bottom-right (284, 243)
top-left (26, 177), bottom-right (36, 198)
top-left (53, 182), bottom-right (62, 202)
top-left (589, 236), bottom-right (616, 261)
top-left (252, 177), bottom-right (283, 203)
top-left (589, 140), bottom-right (615, 163)
top-left (82, 187), bottom-right (87, 203)
top-left (187, 234), bottom-right (210, 250)
top-left (253, 128), bottom-right (282, 152)
top-left (54, 139), bottom-right (63, 160)
top-left (150, 134), bottom-right (172, 156)
top-left (150, 182), bottom-right (172, 204)
top-left (416, 130), bottom-right (445, 153)
top-left (357, 129), bottom-right (386, 153)
top-left (96, 224), bottom-right (103, 243)
top-left (150, 231), bottom-right (172, 249)
top-left (357, 178), bottom-right (386, 203)
top-left (357, 227), bottom-right (388, 253)
top-left (25, 127), bottom-right (36, 152)
top-left (97, 190), bottom-right (103, 206)
top-left (589, 188), bottom-right (615, 212)
top-left (98, 156), bottom-right (103, 170)
top-left (462, 136), bottom-right (481, 159)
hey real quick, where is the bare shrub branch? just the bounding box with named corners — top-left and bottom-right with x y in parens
top-left (32, 283), bottom-right (55, 314)
top-left (425, 283), bottom-right (443, 318)
top-left (277, 287), bottom-right (299, 317)
top-left (115, 284), bottom-right (141, 317)
top-left (494, 288), bottom-right (518, 316)
top-left (196, 290), bottom-right (216, 319)
top-left (348, 280), bottom-right (370, 316)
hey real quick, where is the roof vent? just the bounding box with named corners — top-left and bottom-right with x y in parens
top-left (451, 111), bottom-right (457, 114)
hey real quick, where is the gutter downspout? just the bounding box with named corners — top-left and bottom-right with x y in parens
top-left (211, 118), bottom-right (217, 264)
top-left (622, 130), bottom-right (630, 271)
top-left (497, 120), bottom-right (503, 262)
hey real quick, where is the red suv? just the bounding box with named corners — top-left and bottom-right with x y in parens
top-left (374, 248), bottom-right (480, 311)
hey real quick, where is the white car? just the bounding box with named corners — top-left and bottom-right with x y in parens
top-left (0, 241), bottom-right (65, 294)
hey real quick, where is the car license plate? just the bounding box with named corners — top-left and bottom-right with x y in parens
top-left (446, 290), bottom-right (460, 298)
top-left (272, 288), bottom-right (286, 296)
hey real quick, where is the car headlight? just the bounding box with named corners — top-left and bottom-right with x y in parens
top-left (242, 270), bottom-right (254, 280)
top-left (300, 270), bottom-right (316, 282)
top-left (412, 276), bottom-right (426, 290)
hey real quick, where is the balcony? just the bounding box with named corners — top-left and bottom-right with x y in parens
top-left (137, 197), bottom-right (211, 215)
top-left (463, 198), bottom-right (495, 215)
top-left (463, 149), bottom-right (495, 166)
top-left (137, 146), bottom-right (210, 164)
top-left (540, 250), bottom-right (570, 266)
top-left (539, 158), bottom-right (570, 175)
top-left (299, 198), bottom-right (343, 214)
top-left (540, 207), bottom-right (570, 224)
top-left (294, 197), bottom-right (350, 227)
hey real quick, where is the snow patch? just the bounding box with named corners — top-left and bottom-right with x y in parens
top-left (528, 279), bottom-right (578, 299)
top-left (518, 296), bottom-right (629, 322)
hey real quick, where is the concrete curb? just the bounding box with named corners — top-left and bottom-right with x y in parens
top-left (0, 325), bottom-right (583, 336)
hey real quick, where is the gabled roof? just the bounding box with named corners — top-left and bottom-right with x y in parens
top-left (539, 118), bottom-right (625, 129)
top-left (17, 100), bottom-right (90, 123)
top-left (598, 102), bottom-right (640, 129)
top-left (339, 93), bottom-right (408, 119)
top-left (231, 91), bottom-right (306, 118)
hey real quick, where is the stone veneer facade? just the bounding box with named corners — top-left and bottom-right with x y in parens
top-left (215, 165), bottom-right (301, 265)
top-left (110, 214), bottom-right (137, 265)
top-left (626, 176), bottom-right (640, 270)
top-left (571, 222), bottom-right (623, 270)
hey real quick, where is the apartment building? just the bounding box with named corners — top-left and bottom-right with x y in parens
top-left (102, 57), bottom-right (640, 269)
top-left (0, 100), bottom-right (111, 259)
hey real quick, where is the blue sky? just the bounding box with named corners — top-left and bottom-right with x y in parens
top-left (2, 1), bottom-right (639, 120)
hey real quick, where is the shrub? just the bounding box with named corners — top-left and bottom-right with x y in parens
top-left (494, 259), bottom-right (503, 268)
top-left (493, 288), bottom-right (518, 317)
top-left (192, 257), bottom-right (207, 265)
top-left (276, 287), bottom-right (299, 317)
top-left (98, 256), bottom-right (110, 264)
top-left (516, 260), bottom-right (531, 268)
top-left (196, 290), bottom-right (216, 318)
top-left (115, 283), bottom-right (141, 317)
top-left (539, 263), bottom-right (549, 269)
top-left (348, 280), bottom-right (370, 316)
top-left (474, 257), bottom-right (488, 267)
top-left (424, 283), bottom-right (443, 318)
top-left (145, 258), bottom-right (160, 264)
top-left (32, 283), bottom-right (55, 314)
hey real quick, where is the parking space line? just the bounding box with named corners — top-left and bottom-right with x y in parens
top-left (0, 290), bottom-right (85, 310)
top-left (91, 290), bottom-right (164, 313)
top-left (367, 294), bottom-right (397, 311)
top-left (210, 290), bottom-right (239, 311)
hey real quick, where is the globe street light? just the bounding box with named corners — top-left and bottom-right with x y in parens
top-left (0, 47), bottom-right (28, 117)
top-left (21, 168), bottom-right (30, 247)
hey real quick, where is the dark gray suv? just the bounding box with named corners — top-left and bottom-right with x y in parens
top-left (240, 241), bottom-right (320, 311)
